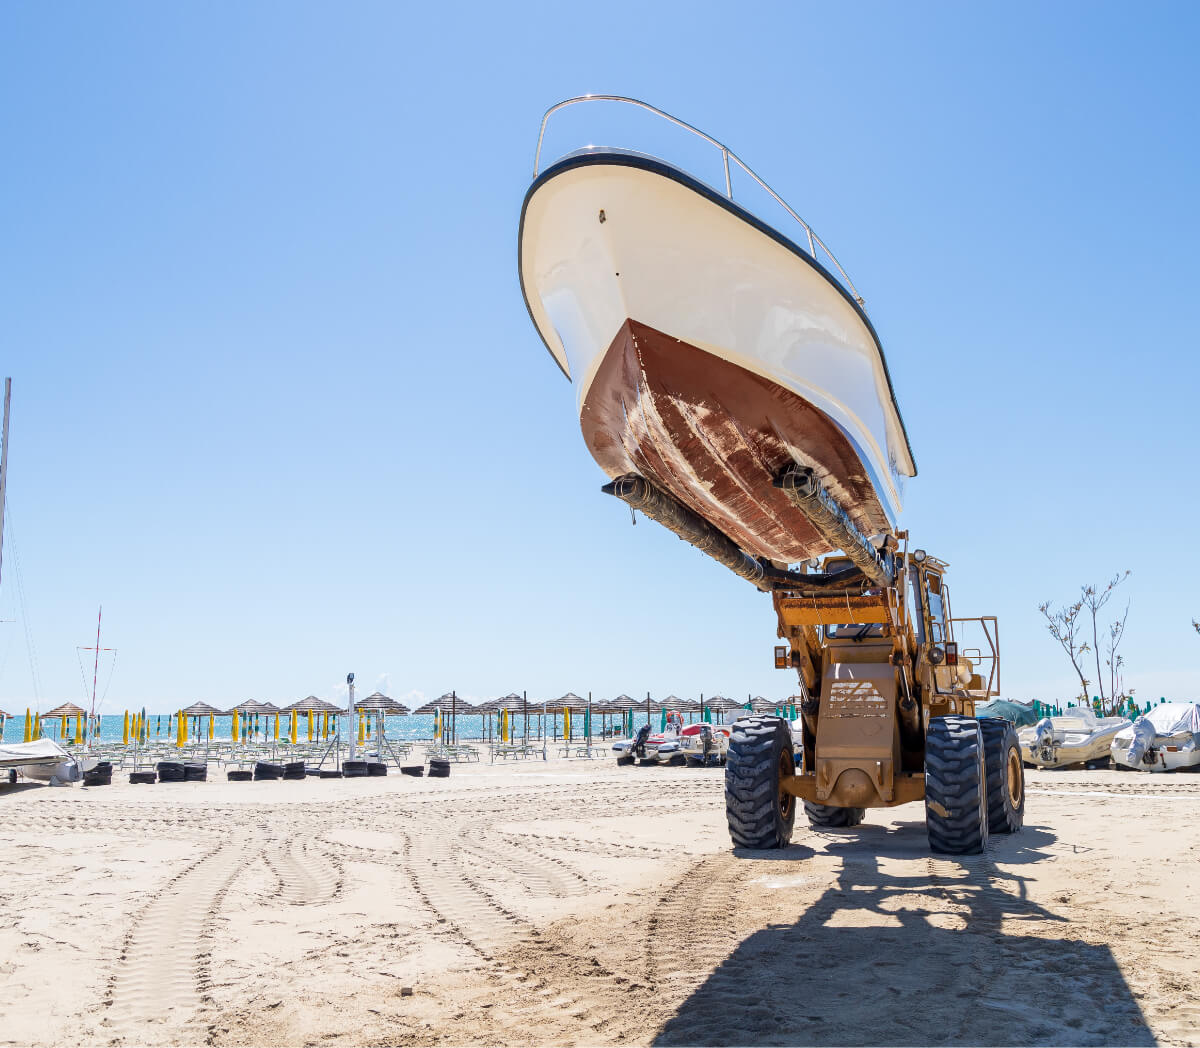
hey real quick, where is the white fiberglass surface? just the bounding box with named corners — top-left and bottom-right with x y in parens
top-left (521, 161), bottom-right (913, 517)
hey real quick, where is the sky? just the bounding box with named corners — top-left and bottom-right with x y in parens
top-left (0, 1), bottom-right (1197, 715)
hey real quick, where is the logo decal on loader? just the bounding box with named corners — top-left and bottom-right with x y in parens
top-left (827, 680), bottom-right (888, 718)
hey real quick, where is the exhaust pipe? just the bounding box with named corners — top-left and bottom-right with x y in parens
top-left (774, 466), bottom-right (895, 587)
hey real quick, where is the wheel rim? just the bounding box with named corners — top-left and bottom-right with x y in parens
top-left (1006, 747), bottom-right (1023, 808)
top-left (778, 751), bottom-right (794, 820)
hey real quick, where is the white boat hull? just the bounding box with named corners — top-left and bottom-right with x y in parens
top-left (520, 151), bottom-right (916, 562)
top-left (1017, 715), bottom-right (1129, 769)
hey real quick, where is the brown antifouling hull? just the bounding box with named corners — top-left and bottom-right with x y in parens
top-left (581, 320), bottom-right (892, 564)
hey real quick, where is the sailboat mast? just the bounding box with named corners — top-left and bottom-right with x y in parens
top-left (0, 378), bottom-right (11, 589)
top-left (91, 606), bottom-right (103, 719)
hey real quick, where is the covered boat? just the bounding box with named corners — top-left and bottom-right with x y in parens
top-left (1111, 702), bottom-right (1200, 772)
top-left (520, 97), bottom-right (916, 566)
top-left (1017, 708), bottom-right (1130, 769)
top-left (0, 738), bottom-right (87, 785)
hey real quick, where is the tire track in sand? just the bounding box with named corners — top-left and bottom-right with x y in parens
top-left (102, 841), bottom-right (255, 1044)
top-left (263, 839), bottom-right (343, 905)
top-left (643, 852), bottom-right (750, 993)
top-left (402, 827), bottom-right (531, 958)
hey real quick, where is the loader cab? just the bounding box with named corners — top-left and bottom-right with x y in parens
top-left (818, 557), bottom-right (893, 644)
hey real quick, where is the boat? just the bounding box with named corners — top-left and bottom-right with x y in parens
top-left (613, 711), bottom-right (685, 765)
top-left (1016, 708), bottom-right (1130, 769)
top-left (679, 722), bottom-right (732, 765)
top-left (0, 738), bottom-right (87, 785)
top-left (1111, 702), bottom-right (1200, 772)
top-left (519, 97), bottom-right (917, 565)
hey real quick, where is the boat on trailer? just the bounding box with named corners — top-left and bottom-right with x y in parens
top-left (519, 97), bottom-right (916, 567)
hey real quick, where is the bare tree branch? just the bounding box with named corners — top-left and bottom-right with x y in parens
top-left (1038, 599), bottom-right (1090, 700)
top-left (1080, 572), bottom-right (1130, 709)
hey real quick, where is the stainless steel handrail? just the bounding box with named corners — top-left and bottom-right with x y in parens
top-left (534, 95), bottom-right (865, 306)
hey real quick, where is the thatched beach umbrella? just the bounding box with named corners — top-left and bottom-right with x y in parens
top-left (357, 691), bottom-right (409, 714)
top-left (701, 694), bottom-right (740, 723)
top-left (283, 697), bottom-right (341, 743)
top-left (412, 693), bottom-right (472, 742)
top-left (179, 702), bottom-right (227, 744)
top-left (181, 701), bottom-right (227, 716)
top-left (483, 692), bottom-right (529, 740)
top-left (354, 692), bottom-right (408, 742)
top-left (43, 702), bottom-right (88, 742)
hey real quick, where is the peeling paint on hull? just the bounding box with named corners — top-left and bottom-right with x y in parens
top-left (582, 320), bottom-right (891, 563)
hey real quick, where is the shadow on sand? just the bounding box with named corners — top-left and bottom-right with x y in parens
top-left (655, 821), bottom-right (1153, 1047)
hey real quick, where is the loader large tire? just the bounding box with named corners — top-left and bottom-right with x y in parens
top-left (925, 716), bottom-right (989, 855)
top-left (980, 718), bottom-right (1025, 834)
top-left (804, 801), bottom-right (865, 828)
top-left (725, 717), bottom-right (795, 849)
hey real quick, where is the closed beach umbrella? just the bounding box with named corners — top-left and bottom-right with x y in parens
top-left (208, 714), bottom-right (214, 740)
top-left (564, 706), bottom-right (571, 740)
top-left (24, 708), bottom-right (31, 743)
top-left (274, 713), bottom-right (280, 741)
top-left (289, 710), bottom-right (297, 744)
top-left (232, 710), bottom-right (240, 743)
top-left (177, 709), bottom-right (185, 748)
top-left (307, 709), bottom-right (313, 741)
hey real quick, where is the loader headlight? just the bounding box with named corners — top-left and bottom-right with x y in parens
top-left (928, 646), bottom-right (945, 665)
top-left (912, 549), bottom-right (927, 563)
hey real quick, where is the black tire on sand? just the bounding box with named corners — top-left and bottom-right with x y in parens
top-left (725, 716), bottom-right (796, 849)
top-left (979, 717), bottom-right (1025, 834)
top-left (925, 716), bottom-right (989, 855)
top-left (804, 801), bottom-right (866, 828)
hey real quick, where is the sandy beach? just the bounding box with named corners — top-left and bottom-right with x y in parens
top-left (1, 760), bottom-right (1198, 1047)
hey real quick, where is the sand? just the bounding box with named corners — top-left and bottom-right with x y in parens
top-left (0, 759), bottom-right (1198, 1048)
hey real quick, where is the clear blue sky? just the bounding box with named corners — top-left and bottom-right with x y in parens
top-left (1, 1), bottom-right (1196, 715)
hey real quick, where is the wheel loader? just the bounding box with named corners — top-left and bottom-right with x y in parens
top-left (604, 467), bottom-right (1025, 855)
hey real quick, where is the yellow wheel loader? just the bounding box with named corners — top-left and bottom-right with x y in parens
top-left (604, 468), bottom-right (1024, 856)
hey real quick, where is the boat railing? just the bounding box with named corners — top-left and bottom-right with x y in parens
top-left (534, 95), bottom-right (865, 307)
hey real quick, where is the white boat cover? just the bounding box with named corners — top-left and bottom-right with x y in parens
top-left (0, 738), bottom-right (70, 769)
top-left (1141, 702), bottom-right (1200, 735)
top-left (1124, 719), bottom-right (1158, 767)
top-left (1122, 702), bottom-right (1200, 767)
